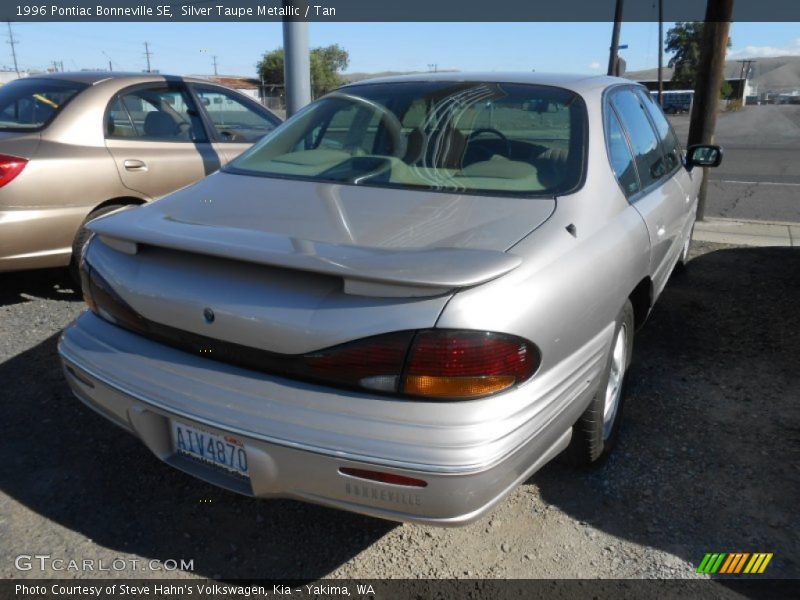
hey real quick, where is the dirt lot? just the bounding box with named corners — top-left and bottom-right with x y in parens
top-left (0, 241), bottom-right (798, 583)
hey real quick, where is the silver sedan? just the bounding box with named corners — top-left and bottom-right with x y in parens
top-left (59, 73), bottom-right (722, 525)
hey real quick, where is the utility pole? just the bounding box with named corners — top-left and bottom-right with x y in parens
top-left (52, 60), bottom-right (59, 73)
top-left (212, 55), bottom-right (218, 76)
top-left (688, 0), bottom-right (734, 221)
top-left (282, 0), bottom-right (311, 117)
top-left (6, 22), bottom-right (20, 76)
top-left (607, 0), bottom-right (624, 76)
top-left (737, 59), bottom-right (754, 101)
top-left (657, 0), bottom-right (664, 106)
top-left (143, 41), bottom-right (152, 73)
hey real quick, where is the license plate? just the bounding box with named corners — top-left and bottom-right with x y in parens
top-left (171, 421), bottom-right (249, 478)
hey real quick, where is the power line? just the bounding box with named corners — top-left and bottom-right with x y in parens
top-left (143, 41), bottom-right (152, 72)
top-left (6, 22), bottom-right (20, 75)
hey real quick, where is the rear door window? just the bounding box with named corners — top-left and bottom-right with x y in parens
top-left (610, 89), bottom-right (666, 189)
top-left (106, 85), bottom-right (207, 142)
top-left (0, 78), bottom-right (86, 131)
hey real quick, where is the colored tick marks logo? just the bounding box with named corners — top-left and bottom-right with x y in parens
top-left (697, 552), bottom-right (773, 574)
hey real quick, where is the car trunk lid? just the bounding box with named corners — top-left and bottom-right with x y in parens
top-left (89, 171), bottom-right (554, 294)
top-left (84, 172), bottom-right (554, 354)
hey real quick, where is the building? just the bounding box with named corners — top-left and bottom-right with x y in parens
top-left (625, 62), bottom-right (755, 102)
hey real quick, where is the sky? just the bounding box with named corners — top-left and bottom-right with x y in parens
top-left (4, 21), bottom-right (799, 77)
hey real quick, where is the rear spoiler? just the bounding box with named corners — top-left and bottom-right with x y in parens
top-left (88, 208), bottom-right (521, 298)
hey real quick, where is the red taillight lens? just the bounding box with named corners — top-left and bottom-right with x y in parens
top-left (303, 331), bottom-right (414, 392)
top-left (403, 330), bottom-right (539, 398)
top-left (0, 154), bottom-right (27, 187)
top-left (305, 329), bottom-right (538, 398)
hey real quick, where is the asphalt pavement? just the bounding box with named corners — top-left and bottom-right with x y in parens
top-left (669, 105), bottom-right (800, 222)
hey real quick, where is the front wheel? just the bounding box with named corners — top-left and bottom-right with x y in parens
top-left (567, 300), bottom-right (635, 465)
top-left (677, 223), bottom-right (694, 270)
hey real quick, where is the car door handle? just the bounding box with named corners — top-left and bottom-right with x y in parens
top-left (123, 159), bottom-right (147, 171)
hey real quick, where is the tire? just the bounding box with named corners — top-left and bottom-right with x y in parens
top-left (567, 300), bottom-right (635, 465)
top-left (69, 203), bottom-right (128, 285)
top-left (675, 223), bottom-right (694, 272)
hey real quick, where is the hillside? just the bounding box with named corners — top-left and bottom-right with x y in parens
top-left (625, 55), bottom-right (800, 93)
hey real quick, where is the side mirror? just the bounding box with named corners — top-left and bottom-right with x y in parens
top-left (685, 144), bottom-right (723, 170)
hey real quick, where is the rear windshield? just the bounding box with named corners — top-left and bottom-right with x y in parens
top-left (227, 81), bottom-right (587, 196)
top-left (0, 78), bottom-right (87, 131)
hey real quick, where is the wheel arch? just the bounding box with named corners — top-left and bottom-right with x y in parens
top-left (89, 195), bottom-right (147, 214)
top-left (629, 276), bottom-right (653, 331)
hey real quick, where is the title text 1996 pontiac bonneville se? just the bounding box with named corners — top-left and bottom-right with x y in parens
top-left (58, 73), bottom-right (722, 525)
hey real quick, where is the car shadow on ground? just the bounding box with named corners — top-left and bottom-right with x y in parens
top-left (0, 269), bottom-right (79, 307)
top-left (536, 246), bottom-right (800, 578)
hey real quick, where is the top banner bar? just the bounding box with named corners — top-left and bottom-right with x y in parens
top-left (6, 0), bottom-right (800, 22)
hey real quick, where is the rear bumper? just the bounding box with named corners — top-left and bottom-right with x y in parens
top-left (0, 206), bottom-right (86, 271)
top-left (58, 312), bottom-right (612, 524)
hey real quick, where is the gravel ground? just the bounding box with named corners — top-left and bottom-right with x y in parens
top-left (1, 241), bottom-right (798, 583)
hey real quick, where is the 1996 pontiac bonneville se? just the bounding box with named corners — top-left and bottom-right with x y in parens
top-left (59, 73), bottom-right (722, 524)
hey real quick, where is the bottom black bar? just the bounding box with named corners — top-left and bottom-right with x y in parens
top-left (1, 579), bottom-right (797, 600)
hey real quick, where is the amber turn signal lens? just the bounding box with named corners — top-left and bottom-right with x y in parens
top-left (404, 375), bottom-right (517, 398)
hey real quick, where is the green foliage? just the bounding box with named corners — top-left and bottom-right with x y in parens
top-left (257, 44), bottom-right (350, 98)
top-left (720, 80), bottom-right (733, 99)
top-left (665, 22), bottom-right (731, 90)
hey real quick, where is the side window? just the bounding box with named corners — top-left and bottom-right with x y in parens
top-left (636, 88), bottom-right (682, 173)
top-left (610, 89), bottom-right (665, 189)
top-left (107, 86), bottom-right (206, 142)
top-left (192, 86), bottom-right (278, 143)
top-left (606, 108), bottom-right (640, 198)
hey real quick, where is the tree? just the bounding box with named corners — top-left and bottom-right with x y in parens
top-left (257, 44), bottom-right (349, 98)
top-left (666, 22), bottom-right (731, 95)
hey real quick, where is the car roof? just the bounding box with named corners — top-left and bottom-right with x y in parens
top-left (341, 72), bottom-right (633, 94)
top-left (19, 71), bottom-right (212, 86)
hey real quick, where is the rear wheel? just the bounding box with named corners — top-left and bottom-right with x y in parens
top-left (567, 300), bottom-right (634, 465)
top-left (69, 203), bottom-right (128, 285)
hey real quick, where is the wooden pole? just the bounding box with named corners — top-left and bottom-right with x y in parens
top-left (688, 0), bottom-right (734, 221)
top-left (607, 0), bottom-right (624, 76)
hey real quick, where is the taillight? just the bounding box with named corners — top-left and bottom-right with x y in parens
top-left (0, 154), bottom-right (27, 187)
top-left (304, 331), bottom-right (414, 392)
top-left (403, 330), bottom-right (538, 398)
top-left (301, 330), bottom-right (538, 399)
top-left (81, 249), bottom-right (539, 399)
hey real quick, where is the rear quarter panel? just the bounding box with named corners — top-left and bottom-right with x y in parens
top-left (437, 83), bottom-right (652, 386)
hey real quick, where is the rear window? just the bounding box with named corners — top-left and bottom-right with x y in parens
top-left (0, 78), bottom-right (87, 131)
top-left (227, 81), bottom-right (588, 196)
